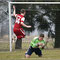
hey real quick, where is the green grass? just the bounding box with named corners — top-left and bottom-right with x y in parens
top-left (0, 37), bottom-right (60, 60)
top-left (0, 49), bottom-right (60, 60)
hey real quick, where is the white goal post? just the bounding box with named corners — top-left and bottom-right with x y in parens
top-left (9, 2), bottom-right (60, 52)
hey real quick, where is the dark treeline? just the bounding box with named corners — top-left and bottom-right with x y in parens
top-left (12, 4), bottom-right (57, 33)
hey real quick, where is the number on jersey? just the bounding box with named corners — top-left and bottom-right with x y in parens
top-left (15, 16), bottom-right (21, 24)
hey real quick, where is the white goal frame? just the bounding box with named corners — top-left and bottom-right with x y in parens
top-left (9, 2), bottom-right (60, 52)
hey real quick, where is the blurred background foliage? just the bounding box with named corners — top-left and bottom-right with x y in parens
top-left (12, 4), bottom-right (57, 36)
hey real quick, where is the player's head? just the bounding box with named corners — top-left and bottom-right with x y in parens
top-left (39, 34), bottom-right (44, 41)
top-left (20, 9), bottom-right (26, 16)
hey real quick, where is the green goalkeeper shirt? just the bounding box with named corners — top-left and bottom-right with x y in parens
top-left (30, 37), bottom-right (45, 49)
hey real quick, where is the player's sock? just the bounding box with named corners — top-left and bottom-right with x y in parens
top-left (15, 38), bottom-right (22, 49)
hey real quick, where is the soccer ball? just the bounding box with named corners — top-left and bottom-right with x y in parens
top-left (39, 45), bottom-right (44, 49)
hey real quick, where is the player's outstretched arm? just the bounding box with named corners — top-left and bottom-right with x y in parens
top-left (21, 22), bottom-right (31, 28)
top-left (13, 5), bottom-right (17, 17)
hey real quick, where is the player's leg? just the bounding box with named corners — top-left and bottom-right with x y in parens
top-left (25, 46), bottom-right (33, 58)
top-left (34, 48), bottom-right (42, 57)
top-left (15, 38), bottom-right (22, 49)
top-left (13, 28), bottom-right (26, 49)
top-left (13, 28), bottom-right (22, 49)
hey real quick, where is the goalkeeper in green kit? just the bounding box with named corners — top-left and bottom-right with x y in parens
top-left (25, 34), bottom-right (47, 58)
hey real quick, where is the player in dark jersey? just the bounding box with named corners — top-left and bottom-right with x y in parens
top-left (13, 5), bottom-right (31, 49)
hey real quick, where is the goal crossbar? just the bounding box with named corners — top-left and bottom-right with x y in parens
top-left (9, 2), bottom-right (60, 4)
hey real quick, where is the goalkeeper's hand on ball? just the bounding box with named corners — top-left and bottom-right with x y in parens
top-left (37, 43), bottom-right (45, 49)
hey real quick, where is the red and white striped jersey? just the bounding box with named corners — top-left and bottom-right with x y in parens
top-left (14, 14), bottom-right (25, 29)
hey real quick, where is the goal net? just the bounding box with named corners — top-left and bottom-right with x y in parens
top-left (8, 2), bottom-right (57, 52)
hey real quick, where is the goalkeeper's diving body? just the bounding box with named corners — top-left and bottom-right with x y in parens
top-left (13, 5), bottom-right (31, 49)
top-left (25, 34), bottom-right (46, 58)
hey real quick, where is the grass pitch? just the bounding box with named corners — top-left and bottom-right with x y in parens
top-left (0, 37), bottom-right (59, 60)
top-left (0, 49), bottom-right (60, 60)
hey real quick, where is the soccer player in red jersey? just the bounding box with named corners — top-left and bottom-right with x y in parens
top-left (13, 5), bottom-right (31, 49)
